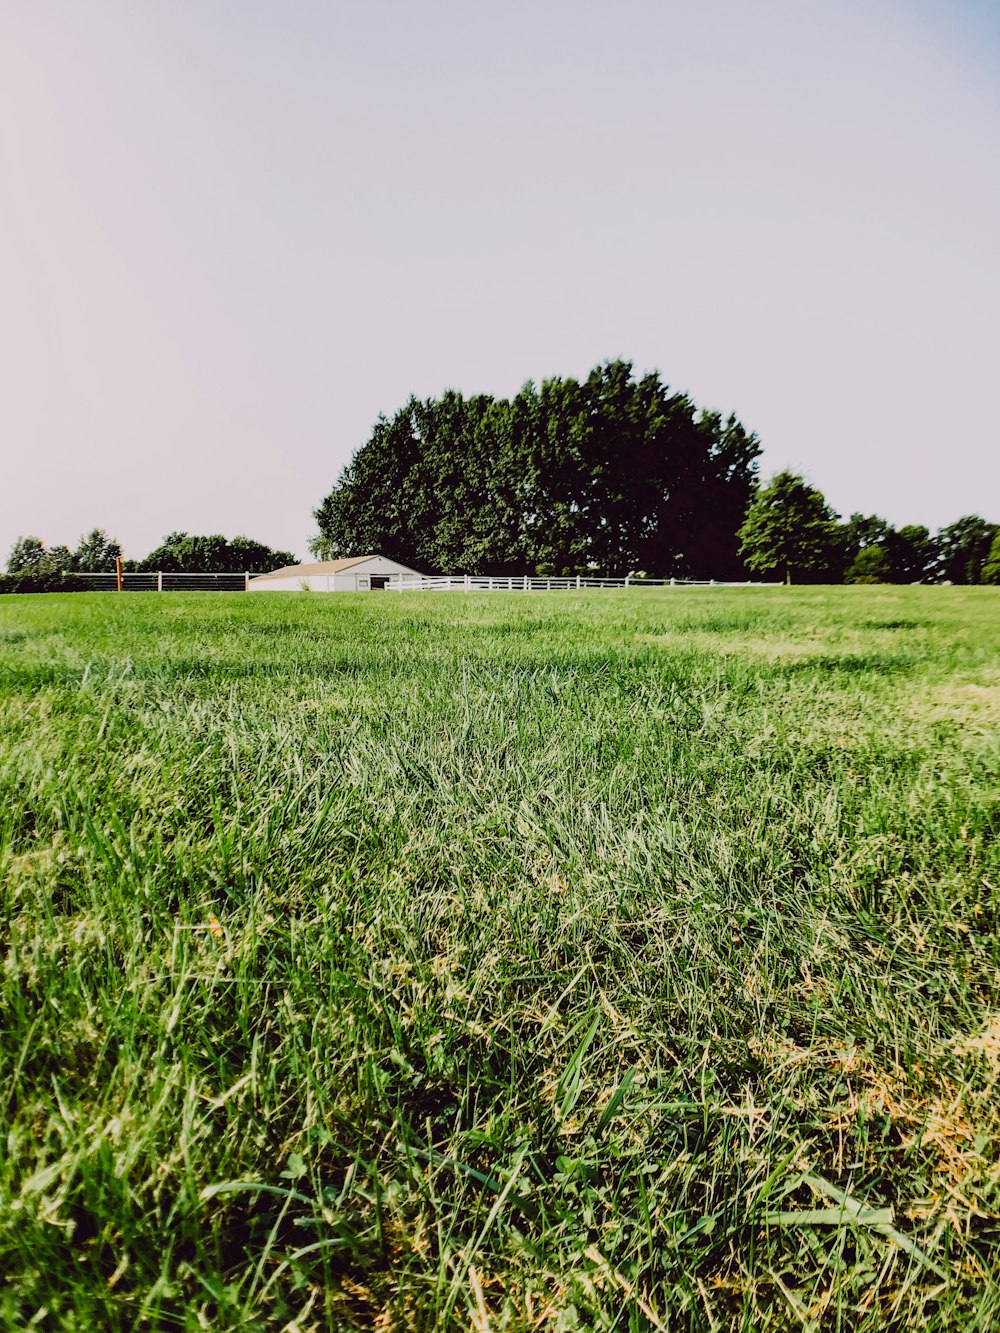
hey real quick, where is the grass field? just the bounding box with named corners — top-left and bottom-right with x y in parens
top-left (1, 587), bottom-right (998, 1332)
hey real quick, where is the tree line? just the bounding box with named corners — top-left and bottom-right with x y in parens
top-left (737, 472), bottom-right (1000, 586)
top-left (5, 358), bottom-right (999, 591)
top-left (313, 361), bottom-right (999, 585)
top-left (1, 531), bottom-right (296, 593)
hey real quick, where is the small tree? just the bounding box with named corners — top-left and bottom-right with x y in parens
top-left (73, 529), bottom-right (122, 572)
top-left (738, 472), bottom-right (841, 584)
top-left (7, 536), bottom-right (46, 573)
top-left (845, 545), bottom-right (891, 584)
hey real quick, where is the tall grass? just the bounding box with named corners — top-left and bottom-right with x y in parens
top-left (0, 587), bottom-right (998, 1330)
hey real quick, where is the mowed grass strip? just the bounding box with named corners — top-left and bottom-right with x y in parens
top-left (0, 587), bottom-right (998, 1331)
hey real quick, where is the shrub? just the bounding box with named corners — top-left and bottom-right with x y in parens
top-left (0, 570), bottom-right (87, 595)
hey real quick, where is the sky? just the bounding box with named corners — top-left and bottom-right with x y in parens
top-left (1, 0), bottom-right (998, 564)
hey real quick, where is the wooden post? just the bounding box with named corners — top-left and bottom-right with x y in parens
top-left (116, 556), bottom-right (123, 593)
top-left (157, 571), bottom-right (163, 593)
top-left (244, 571), bottom-right (249, 592)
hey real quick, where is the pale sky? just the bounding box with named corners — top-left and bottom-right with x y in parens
top-left (2, 0), bottom-right (998, 563)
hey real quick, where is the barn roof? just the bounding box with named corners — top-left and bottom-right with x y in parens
top-left (250, 555), bottom-right (420, 582)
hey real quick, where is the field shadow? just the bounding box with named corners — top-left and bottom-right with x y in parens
top-left (779, 653), bottom-right (920, 676)
top-left (860, 619), bottom-right (926, 631)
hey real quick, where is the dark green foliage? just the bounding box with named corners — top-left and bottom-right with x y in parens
top-left (4, 537), bottom-right (76, 585)
top-left (845, 544), bottom-right (891, 583)
top-left (72, 528), bottom-right (122, 573)
top-left (5, 536), bottom-right (74, 575)
top-left (889, 524), bottom-right (937, 583)
top-left (933, 515), bottom-right (999, 584)
top-left (982, 531), bottom-right (1000, 585)
top-left (0, 569), bottom-right (86, 594)
top-left (841, 517), bottom-right (937, 585)
top-left (313, 362), bottom-right (762, 577)
top-left (137, 533), bottom-right (297, 574)
top-left (843, 512), bottom-right (893, 557)
top-left (6, 535), bottom-right (47, 573)
top-left (6, 530), bottom-right (120, 585)
top-left (842, 513), bottom-right (892, 584)
top-left (738, 471), bottom-right (842, 583)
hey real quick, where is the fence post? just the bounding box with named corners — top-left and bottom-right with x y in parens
top-left (158, 571), bottom-right (163, 593)
top-left (576, 574), bottom-right (581, 589)
top-left (244, 571), bottom-right (249, 592)
top-left (625, 574), bottom-right (631, 587)
top-left (670, 577), bottom-right (676, 587)
top-left (116, 556), bottom-right (123, 593)
top-left (464, 573), bottom-right (471, 592)
top-left (523, 575), bottom-right (528, 591)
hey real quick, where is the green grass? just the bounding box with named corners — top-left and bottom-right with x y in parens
top-left (1, 587), bottom-right (998, 1331)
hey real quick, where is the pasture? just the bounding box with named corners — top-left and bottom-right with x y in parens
top-left (1, 587), bottom-right (998, 1331)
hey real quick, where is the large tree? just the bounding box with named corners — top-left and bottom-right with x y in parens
top-left (738, 471), bottom-right (842, 584)
top-left (312, 362), bottom-right (762, 577)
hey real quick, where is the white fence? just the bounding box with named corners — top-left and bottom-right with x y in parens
top-left (387, 574), bottom-right (782, 592)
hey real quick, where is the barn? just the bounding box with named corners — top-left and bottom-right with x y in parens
top-left (248, 554), bottom-right (422, 592)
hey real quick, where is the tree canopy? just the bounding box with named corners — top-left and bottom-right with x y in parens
top-left (313, 362), bottom-right (762, 578)
top-left (982, 532), bottom-right (1000, 587)
top-left (7, 536), bottom-right (46, 574)
top-left (737, 472), bottom-right (842, 583)
top-left (933, 516), bottom-right (999, 585)
top-left (73, 529), bottom-right (122, 573)
top-left (135, 533), bottom-right (297, 574)
top-left (6, 536), bottom-right (74, 577)
top-left (8, 531), bottom-right (121, 575)
top-left (842, 515), bottom-right (936, 585)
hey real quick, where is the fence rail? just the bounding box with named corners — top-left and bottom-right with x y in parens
top-left (76, 572), bottom-right (253, 592)
top-left (386, 574), bottom-right (782, 592)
